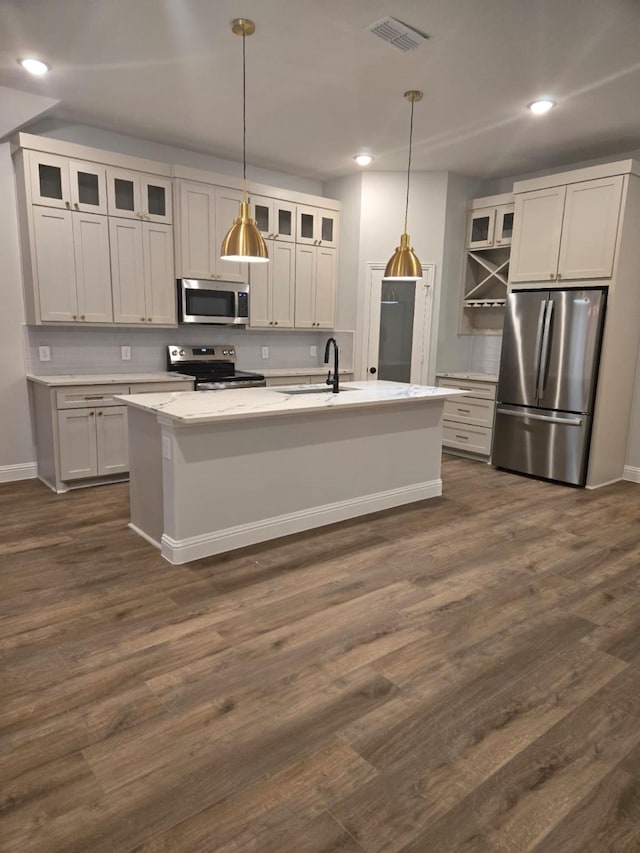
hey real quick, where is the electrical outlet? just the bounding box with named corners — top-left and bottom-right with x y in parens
top-left (38, 346), bottom-right (51, 362)
top-left (121, 345), bottom-right (131, 361)
top-left (261, 346), bottom-right (269, 359)
top-left (310, 345), bottom-right (317, 358)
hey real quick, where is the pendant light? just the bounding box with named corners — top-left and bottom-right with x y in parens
top-left (220, 18), bottom-right (269, 264)
top-left (385, 90), bottom-right (423, 280)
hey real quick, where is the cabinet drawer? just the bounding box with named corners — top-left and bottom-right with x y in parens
top-left (56, 385), bottom-right (129, 409)
top-left (444, 398), bottom-right (495, 428)
top-left (436, 378), bottom-right (496, 400)
top-left (129, 381), bottom-right (193, 394)
top-left (443, 422), bottom-right (492, 456)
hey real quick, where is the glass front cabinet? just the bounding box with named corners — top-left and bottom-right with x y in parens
top-left (106, 168), bottom-right (172, 224)
top-left (466, 199), bottom-right (515, 249)
top-left (296, 205), bottom-right (339, 248)
top-left (29, 152), bottom-right (108, 215)
top-left (250, 194), bottom-right (296, 243)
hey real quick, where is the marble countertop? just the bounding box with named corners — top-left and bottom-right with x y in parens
top-left (27, 372), bottom-right (194, 387)
top-left (436, 372), bottom-right (498, 382)
top-left (117, 380), bottom-right (468, 426)
top-left (258, 367), bottom-right (353, 376)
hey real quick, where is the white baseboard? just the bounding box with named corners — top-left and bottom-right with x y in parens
top-left (0, 462), bottom-right (37, 483)
top-left (128, 523), bottom-right (162, 550)
top-left (623, 465), bottom-right (640, 483)
top-left (160, 479), bottom-right (442, 564)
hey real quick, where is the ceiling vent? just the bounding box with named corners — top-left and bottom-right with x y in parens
top-left (367, 17), bottom-right (430, 52)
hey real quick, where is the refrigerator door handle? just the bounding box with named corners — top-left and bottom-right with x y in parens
top-left (497, 407), bottom-right (583, 426)
top-left (537, 299), bottom-right (554, 399)
top-left (533, 300), bottom-right (547, 400)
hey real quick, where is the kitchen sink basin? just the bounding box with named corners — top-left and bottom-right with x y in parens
top-left (277, 385), bottom-right (353, 395)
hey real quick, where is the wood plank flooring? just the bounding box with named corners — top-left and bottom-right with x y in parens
top-left (1, 456), bottom-right (640, 852)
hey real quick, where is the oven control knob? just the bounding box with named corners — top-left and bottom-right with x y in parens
top-left (171, 349), bottom-right (178, 356)
top-left (179, 349), bottom-right (185, 356)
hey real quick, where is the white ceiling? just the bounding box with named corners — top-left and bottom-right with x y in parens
top-left (1, 0), bottom-right (639, 182)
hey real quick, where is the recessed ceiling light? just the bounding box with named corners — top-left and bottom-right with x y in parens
top-left (528, 98), bottom-right (556, 115)
top-left (354, 153), bottom-right (374, 166)
top-left (18, 57), bottom-right (51, 76)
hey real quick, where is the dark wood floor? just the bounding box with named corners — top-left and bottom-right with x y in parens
top-left (2, 457), bottom-right (640, 852)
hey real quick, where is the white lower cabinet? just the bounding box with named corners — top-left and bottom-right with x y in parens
top-left (58, 405), bottom-right (128, 480)
top-left (436, 375), bottom-right (497, 459)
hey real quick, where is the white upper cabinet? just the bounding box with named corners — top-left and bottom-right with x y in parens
top-left (250, 194), bottom-right (296, 243)
top-left (32, 207), bottom-right (78, 322)
top-left (557, 176), bottom-right (623, 280)
top-left (294, 244), bottom-right (336, 329)
top-left (107, 168), bottom-right (172, 224)
top-left (175, 180), bottom-right (246, 282)
top-left (110, 218), bottom-right (175, 325)
top-left (296, 205), bottom-right (339, 248)
top-left (509, 187), bottom-right (566, 284)
top-left (510, 176), bottom-right (624, 284)
top-left (29, 152), bottom-right (107, 214)
top-left (249, 240), bottom-right (295, 328)
top-left (72, 212), bottom-right (113, 323)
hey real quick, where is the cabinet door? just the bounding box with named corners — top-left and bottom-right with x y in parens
top-left (142, 222), bottom-right (176, 325)
top-left (467, 208), bottom-right (496, 248)
top-left (32, 206), bottom-right (78, 322)
top-left (96, 406), bottom-right (128, 475)
top-left (72, 212), bottom-right (113, 323)
top-left (271, 241), bottom-right (295, 328)
top-left (250, 194), bottom-right (275, 239)
top-left (142, 176), bottom-right (172, 224)
top-left (314, 246), bottom-right (336, 329)
top-left (177, 182), bottom-right (216, 279)
top-left (509, 187), bottom-right (566, 283)
top-left (494, 203), bottom-right (515, 247)
top-left (274, 200), bottom-right (296, 243)
top-left (68, 161), bottom-right (107, 214)
top-left (58, 409), bottom-right (98, 480)
top-left (109, 217), bottom-right (146, 324)
top-left (29, 152), bottom-right (71, 209)
top-left (107, 168), bottom-right (142, 220)
top-left (297, 205), bottom-right (318, 245)
top-left (294, 244), bottom-right (315, 327)
top-left (215, 188), bottom-right (247, 282)
top-left (248, 242), bottom-right (271, 327)
top-left (557, 176), bottom-right (623, 280)
top-left (317, 210), bottom-right (339, 249)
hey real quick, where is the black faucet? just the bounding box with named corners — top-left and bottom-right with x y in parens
top-left (324, 337), bottom-right (340, 394)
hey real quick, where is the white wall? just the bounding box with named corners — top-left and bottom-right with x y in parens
top-left (0, 142), bottom-right (36, 479)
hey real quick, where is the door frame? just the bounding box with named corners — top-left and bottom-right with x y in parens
top-left (357, 262), bottom-right (435, 384)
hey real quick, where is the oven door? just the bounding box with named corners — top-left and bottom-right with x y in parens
top-left (179, 279), bottom-right (249, 325)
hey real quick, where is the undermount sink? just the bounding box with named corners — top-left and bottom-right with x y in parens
top-left (278, 385), bottom-right (352, 396)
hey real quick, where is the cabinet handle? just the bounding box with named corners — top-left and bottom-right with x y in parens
top-left (318, 240), bottom-right (322, 245)
top-left (140, 317), bottom-right (145, 321)
top-left (457, 408), bottom-right (471, 413)
top-left (549, 273), bottom-right (555, 279)
top-left (143, 214), bottom-right (150, 220)
top-left (80, 314), bottom-right (85, 320)
top-left (89, 411), bottom-right (95, 416)
top-left (455, 434), bottom-right (468, 440)
top-left (269, 321), bottom-right (273, 325)
top-left (72, 314), bottom-right (77, 320)
top-left (65, 201), bottom-right (70, 209)
top-left (97, 411), bottom-right (103, 416)
top-left (274, 321), bottom-right (278, 325)
top-left (557, 273), bottom-right (562, 279)
top-left (495, 238), bottom-right (501, 243)
top-left (147, 317), bottom-right (152, 322)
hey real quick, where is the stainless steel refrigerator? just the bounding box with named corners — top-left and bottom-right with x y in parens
top-left (493, 287), bottom-right (607, 486)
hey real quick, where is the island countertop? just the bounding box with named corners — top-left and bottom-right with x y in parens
top-left (117, 380), bottom-right (467, 426)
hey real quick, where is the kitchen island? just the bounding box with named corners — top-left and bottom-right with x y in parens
top-left (117, 381), bottom-right (466, 564)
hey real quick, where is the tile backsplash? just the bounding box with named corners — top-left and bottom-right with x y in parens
top-left (467, 334), bottom-right (503, 375)
top-left (24, 326), bottom-right (355, 376)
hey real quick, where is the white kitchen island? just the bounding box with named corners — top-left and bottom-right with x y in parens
top-left (117, 381), bottom-right (467, 564)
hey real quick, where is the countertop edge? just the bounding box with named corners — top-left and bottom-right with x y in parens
top-left (26, 373), bottom-right (195, 387)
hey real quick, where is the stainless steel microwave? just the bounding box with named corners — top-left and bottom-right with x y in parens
top-left (178, 279), bottom-right (249, 325)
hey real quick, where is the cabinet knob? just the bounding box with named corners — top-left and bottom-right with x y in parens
top-left (80, 315), bottom-right (85, 320)
top-left (65, 201), bottom-right (70, 209)
top-left (549, 273), bottom-right (554, 279)
top-left (97, 411), bottom-right (103, 416)
top-left (89, 411), bottom-right (95, 416)
top-left (318, 240), bottom-right (322, 245)
top-left (269, 321), bottom-right (273, 325)
top-left (72, 314), bottom-right (77, 320)
top-left (140, 317), bottom-right (145, 321)
top-left (495, 238), bottom-right (501, 243)
top-left (147, 317), bottom-right (152, 322)
top-left (143, 214), bottom-right (150, 220)
top-left (557, 273), bottom-right (562, 279)
top-left (274, 321), bottom-right (278, 325)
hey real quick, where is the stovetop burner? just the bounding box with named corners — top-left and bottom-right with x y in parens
top-left (167, 345), bottom-right (266, 390)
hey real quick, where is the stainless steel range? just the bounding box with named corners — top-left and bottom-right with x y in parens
top-left (167, 345), bottom-right (266, 390)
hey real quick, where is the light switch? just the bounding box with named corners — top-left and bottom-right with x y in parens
top-left (121, 345), bottom-right (131, 361)
top-left (310, 345), bottom-right (317, 358)
top-left (38, 346), bottom-right (51, 362)
top-left (261, 346), bottom-right (269, 359)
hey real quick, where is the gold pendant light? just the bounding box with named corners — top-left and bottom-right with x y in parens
top-left (220, 18), bottom-right (269, 264)
top-left (385, 90), bottom-right (423, 280)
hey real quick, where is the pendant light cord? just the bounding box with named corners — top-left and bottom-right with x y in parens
top-left (242, 31), bottom-right (247, 185)
top-left (404, 96), bottom-right (414, 234)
